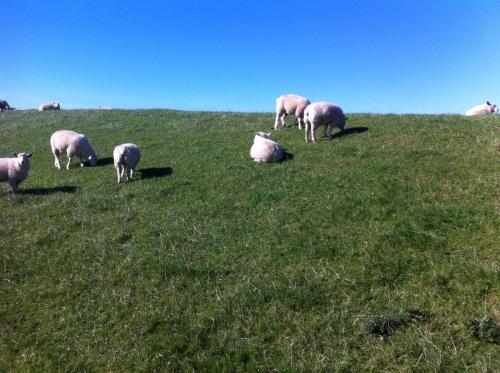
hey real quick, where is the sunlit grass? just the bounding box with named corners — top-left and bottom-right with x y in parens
top-left (1, 109), bottom-right (498, 371)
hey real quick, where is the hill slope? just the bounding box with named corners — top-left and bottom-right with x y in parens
top-left (1, 110), bottom-right (499, 371)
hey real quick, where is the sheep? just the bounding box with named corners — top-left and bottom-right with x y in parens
top-left (113, 143), bottom-right (141, 183)
top-left (0, 153), bottom-right (32, 193)
top-left (0, 99), bottom-right (14, 111)
top-left (98, 106), bottom-right (112, 110)
top-left (39, 102), bottom-right (61, 111)
top-left (464, 101), bottom-right (498, 116)
top-left (303, 102), bottom-right (347, 143)
top-left (250, 132), bottom-right (284, 163)
top-left (50, 130), bottom-right (98, 169)
top-left (275, 94), bottom-right (311, 130)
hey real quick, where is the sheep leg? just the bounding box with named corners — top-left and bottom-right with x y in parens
top-left (274, 112), bottom-right (280, 130)
top-left (280, 114), bottom-right (286, 128)
top-left (326, 125), bottom-right (333, 139)
top-left (305, 121), bottom-right (309, 143)
top-left (297, 117), bottom-right (303, 130)
top-left (53, 154), bottom-right (61, 169)
top-left (311, 124), bottom-right (317, 143)
top-left (9, 180), bottom-right (18, 194)
top-left (66, 156), bottom-right (72, 170)
top-left (128, 168), bottom-right (134, 181)
top-left (115, 165), bottom-right (121, 183)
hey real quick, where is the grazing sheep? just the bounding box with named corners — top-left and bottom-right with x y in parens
top-left (303, 102), bottom-right (347, 143)
top-left (464, 101), bottom-right (498, 116)
top-left (0, 153), bottom-right (32, 193)
top-left (0, 100), bottom-right (13, 111)
top-left (50, 130), bottom-right (98, 169)
top-left (250, 132), bottom-right (284, 163)
top-left (275, 94), bottom-right (311, 130)
top-left (39, 102), bottom-right (61, 111)
top-left (98, 106), bottom-right (112, 110)
top-left (113, 143), bottom-right (141, 183)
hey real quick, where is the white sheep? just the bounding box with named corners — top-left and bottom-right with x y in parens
top-left (275, 94), bottom-right (311, 130)
top-left (50, 130), bottom-right (98, 169)
top-left (113, 143), bottom-right (141, 183)
top-left (303, 102), bottom-right (347, 143)
top-left (39, 102), bottom-right (61, 111)
top-left (0, 153), bottom-right (32, 193)
top-left (464, 101), bottom-right (498, 116)
top-left (250, 132), bottom-right (284, 163)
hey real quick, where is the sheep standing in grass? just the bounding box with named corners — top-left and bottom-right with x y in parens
top-left (0, 153), bottom-right (32, 193)
top-left (250, 132), bottom-right (284, 163)
top-left (464, 101), bottom-right (498, 116)
top-left (0, 100), bottom-right (13, 111)
top-left (39, 102), bottom-right (61, 111)
top-left (113, 143), bottom-right (141, 183)
top-left (303, 102), bottom-right (347, 143)
top-left (50, 130), bottom-right (98, 169)
top-left (275, 94), bottom-right (311, 130)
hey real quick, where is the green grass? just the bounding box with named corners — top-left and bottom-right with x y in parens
top-left (0, 109), bottom-right (498, 371)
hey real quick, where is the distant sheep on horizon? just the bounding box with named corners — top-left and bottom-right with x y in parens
top-left (464, 101), bottom-right (498, 116)
top-left (0, 99), bottom-right (14, 111)
top-left (39, 102), bottom-right (61, 111)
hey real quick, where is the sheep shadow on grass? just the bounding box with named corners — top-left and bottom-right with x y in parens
top-left (95, 157), bottom-right (114, 167)
top-left (328, 126), bottom-right (369, 140)
top-left (20, 186), bottom-right (77, 195)
top-left (139, 167), bottom-right (173, 179)
top-left (282, 151), bottom-right (294, 162)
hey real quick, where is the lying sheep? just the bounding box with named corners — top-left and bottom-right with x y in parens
top-left (275, 94), bottom-right (311, 130)
top-left (0, 99), bottom-right (13, 111)
top-left (250, 132), bottom-right (284, 163)
top-left (113, 143), bottom-right (141, 183)
top-left (39, 102), bottom-right (61, 111)
top-left (464, 101), bottom-right (498, 116)
top-left (303, 102), bottom-right (347, 143)
top-left (50, 130), bottom-right (98, 169)
top-left (0, 153), bottom-right (32, 193)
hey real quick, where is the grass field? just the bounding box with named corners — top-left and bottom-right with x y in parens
top-left (0, 109), bottom-right (498, 371)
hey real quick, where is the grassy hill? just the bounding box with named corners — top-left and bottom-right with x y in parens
top-left (1, 109), bottom-right (498, 371)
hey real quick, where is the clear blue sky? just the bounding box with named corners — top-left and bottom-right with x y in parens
top-left (1, 0), bottom-right (499, 113)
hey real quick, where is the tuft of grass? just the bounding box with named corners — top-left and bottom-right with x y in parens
top-left (0, 110), bottom-right (499, 371)
top-left (364, 308), bottom-right (432, 337)
top-left (469, 317), bottom-right (500, 344)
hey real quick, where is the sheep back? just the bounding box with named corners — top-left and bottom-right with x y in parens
top-left (250, 134), bottom-right (283, 163)
top-left (305, 102), bottom-right (346, 128)
top-left (50, 130), bottom-right (97, 164)
top-left (276, 94), bottom-right (311, 118)
top-left (113, 143), bottom-right (141, 169)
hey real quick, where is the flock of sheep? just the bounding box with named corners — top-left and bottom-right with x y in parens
top-left (250, 95), bottom-right (498, 164)
top-left (0, 95), bottom-right (498, 194)
top-left (0, 129), bottom-right (141, 194)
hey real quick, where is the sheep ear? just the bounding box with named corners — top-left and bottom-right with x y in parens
top-left (27, 153), bottom-right (32, 158)
top-left (12, 152), bottom-right (17, 157)
top-left (487, 101), bottom-right (491, 105)
top-left (266, 132), bottom-right (271, 136)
